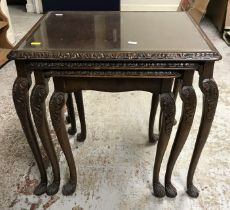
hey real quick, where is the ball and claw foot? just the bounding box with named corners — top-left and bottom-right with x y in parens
top-left (153, 182), bottom-right (166, 198)
top-left (165, 182), bottom-right (177, 198)
top-left (33, 182), bottom-right (47, 196)
top-left (76, 133), bottom-right (86, 142)
top-left (187, 184), bottom-right (199, 198)
top-left (68, 127), bottom-right (77, 135)
top-left (46, 181), bottom-right (60, 195)
top-left (62, 181), bottom-right (76, 196)
top-left (149, 134), bottom-right (159, 144)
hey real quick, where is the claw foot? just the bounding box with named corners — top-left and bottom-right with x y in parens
top-left (77, 133), bottom-right (86, 142)
top-left (62, 180), bottom-right (76, 196)
top-left (149, 134), bottom-right (159, 144)
top-left (46, 181), bottom-right (60, 195)
top-left (34, 181), bottom-right (47, 196)
top-left (68, 127), bottom-right (77, 135)
top-left (165, 182), bottom-right (177, 198)
top-left (187, 184), bottom-right (199, 198)
top-left (153, 182), bottom-right (165, 198)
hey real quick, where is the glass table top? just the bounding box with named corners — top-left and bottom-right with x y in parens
top-left (17, 11), bottom-right (212, 52)
top-left (9, 11), bottom-right (221, 62)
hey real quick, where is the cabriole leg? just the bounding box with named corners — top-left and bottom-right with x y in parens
top-left (13, 76), bottom-right (47, 195)
top-left (165, 85), bottom-right (197, 197)
top-left (31, 83), bottom-right (60, 195)
top-left (66, 93), bottom-right (77, 135)
top-left (153, 93), bottom-right (175, 198)
top-left (74, 91), bottom-right (86, 142)
top-left (187, 78), bottom-right (218, 198)
top-left (50, 92), bottom-right (77, 195)
top-left (149, 94), bottom-right (159, 143)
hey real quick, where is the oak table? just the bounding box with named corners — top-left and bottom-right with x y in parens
top-left (8, 11), bottom-right (221, 198)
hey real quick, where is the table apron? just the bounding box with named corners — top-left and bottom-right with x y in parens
top-left (52, 77), bottom-right (175, 93)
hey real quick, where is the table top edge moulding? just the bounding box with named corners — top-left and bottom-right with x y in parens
top-left (7, 11), bottom-right (221, 62)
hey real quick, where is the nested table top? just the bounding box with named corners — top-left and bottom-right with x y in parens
top-left (8, 11), bottom-right (221, 61)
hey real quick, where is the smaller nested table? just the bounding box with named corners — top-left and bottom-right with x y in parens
top-left (8, 11), bottom-right (221, 198)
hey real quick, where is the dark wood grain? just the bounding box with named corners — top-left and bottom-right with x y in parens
top-left (49, 91), bottom-right (77, 195)
top-left (30, 77), bottom-right (60, 195)
top-left (165, 71), bottom-right (197, 198)
top-left (187, 62), bottom-right (219, 198)
top-left (12, 62), bottom-right (47, 195)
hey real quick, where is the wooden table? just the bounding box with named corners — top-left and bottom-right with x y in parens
top-left (8, 11), bottom-right (221, 198)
